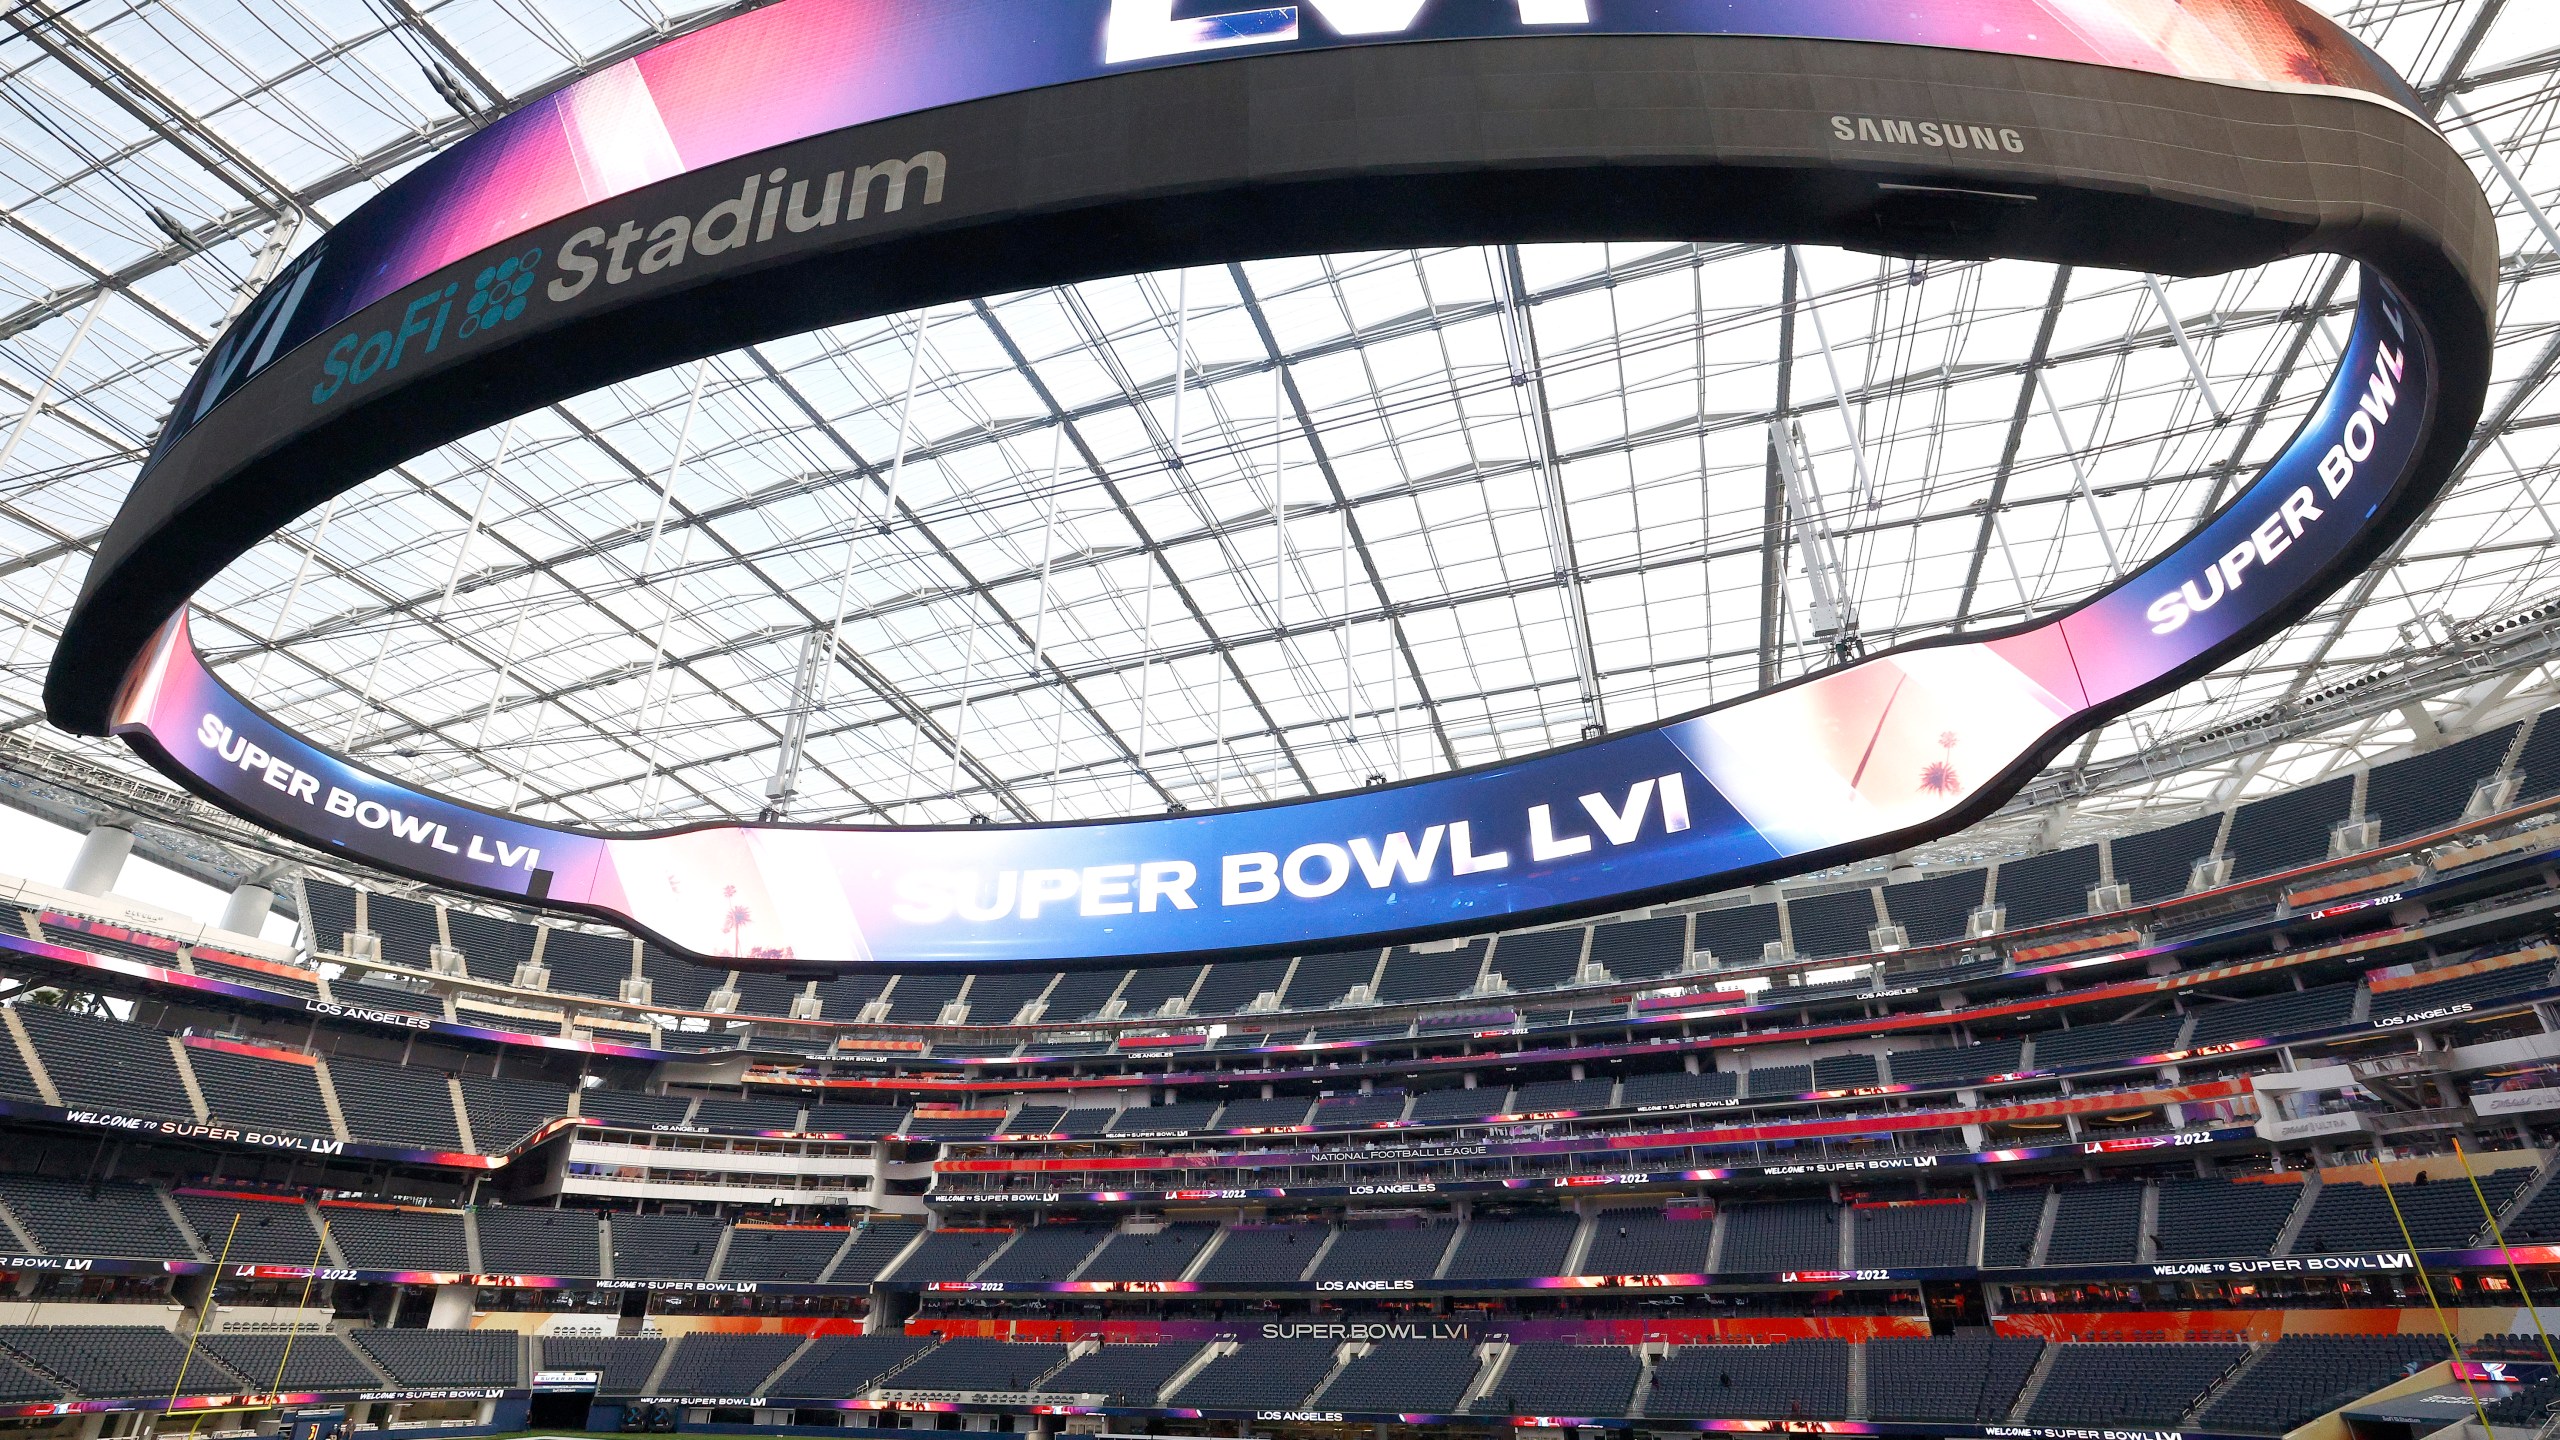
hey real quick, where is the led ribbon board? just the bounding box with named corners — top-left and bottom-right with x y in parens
top-left (50, 0), bottom-right (2496, 969)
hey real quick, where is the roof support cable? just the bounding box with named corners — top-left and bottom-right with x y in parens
top-left (1770, 418), bottom-right (1862, 665)
top-left (1785, 246), bottom-right (1883, 514)
top-left (1123, 267), bottom-right (1193, 811)
top-left (943, 605), bottom-right (985, 808)
top-left (802, 308), bottom-right (936, 800)
top-left (244, 496), bottom-right (340, 696)
top-left (1021, 424), bottom-right (1070, 821)
top-left (1125, 554), bottom-right (1162, 811)
top-left (1758, 248), bottom-right (1798, 687)
top-left (630, 527), bottom-right (699, 821)
top-left (2142, 274), bottom-right (2228, 423)
top-left (622, 365), bottom-right (714, 819)
top-left (342, 418), bottom-right (519, 752)
top-left (0, 293), bottom-right (103, 486)
top-left (466, 571), bottom-right (539, 792)
top-left (1989, 514), bottom-right (2036, 618)
top-left (875, 308), bottom-right (936, 529)
top-left (434, 415), bottom-right (528, 622)
top-left (1339, 502), bottom-right (1362, 775)
top-left (1167, 266), bottom-right (1191, 470)
top-left (2034, 372), bottom-right (2126, 579)
top-left (2448, 95), bottom-right (2560, 261)
top-left (1495, 245), bottom-right (1605, 739)
top-left (759, 627), bottom-right (829, 822)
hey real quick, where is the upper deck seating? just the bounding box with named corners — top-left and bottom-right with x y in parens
top-left (176, 1192), bottom-right (323, 1264)
top-left (1167, 1340), bottom-right (1341, 1410)
top-left (2043, 1182), bottom-right (2143, 1265)
top-left (0, 1175), bottom-right (194, 1258)
top-left (1996, 845), bottom-right (2101, 927)
top-left (2366, 725), bottom-right (2519, 841)
top-left (1112, 965), bottom-right (1204, 1021)
top-left (2023, 1342), bottom-right (2247, 1426)
top-left (1037, 1343), bottom-right (1206, 1405)
top-left (1444, 1211), bottom-right (1579, 1279)
top-left (1867, 1336), bottom-right (2044, 1422)
top-left (1312, 1223), bottom-right (1455, 1280)
top-left (611, 1212), bottom-right (723, 1279)
top-left (1193, 1224), bottom-right (1325, 1283)
top-left (1690, 905), bottom-right (1778, 968)
top-left (882, 975), bottom-right (963, 1025)
top-left (322, 1203), bottom-right (471, 1271)
top-left (1077, 1223), bottom-right (1216, 1281)
top-left (1588, 916), bottom-right (1687, 980)
top-left (15, 1005), bottom-right (189, 1120)
top-left (2199, 1336), bottom-right (2440, 1435)
top-left (973, 1225), bottom-right (1108, 1282)
top-left (1315, 1341), bottom-right (1483, 1412)
top-left (1471, 1344), bottom-right (1640, 1416)
top-left (655, 1333), bottom-right (804, 1397)
top-left (767, 1335), bottom-right (933, 1396)
top-left (1377, 943), bottom-right (1486, 1003)
top-left (1649, 1340), bottom-right (1850, 1419)
top-left (198, 1332), bottom-right (380, 1391)
top-left (537, 1336), bottom-right (662, 1396)
top-left (2294, 1172), bottom-right (2521, 1253)
top-left (1579, 1208), bottom-right (1711, 1275)
top-left (1282, 950), bottom-right (1381, 1009)
top-left (720, 1225), bottom-right (848, 1282)
top-left (2226, 775), bottom-right (2355, 880)
top-left (1187, 957), bottom-right (1292, 1016)
top-left (1490, 929), bottom-right (1586, 991)
top-left (1717, 1200), bottom-right (1838, 1271)
top-left (0, 1325), bottom-right (233, 1396)
top-left (1786, 889), bottom-right (1879, 958)
top-left (2110, 814), bottom-right (2221, 905)
top-left (1882, 870), bottom-right (1987, 946)
top-left (353, 1329), bottom-right (522, 1387)
top-left (1853, 1200), bottom-right (1973, 1267)
top-left (1037, 970), bottom-right (1125, 1023)
top-left (475, 1206), bottom-right (599, 1276)
top-left (2154, 1176), bottom-right (2300, 1261)
top-left (891, 1338), bottom-right (1068, 1393)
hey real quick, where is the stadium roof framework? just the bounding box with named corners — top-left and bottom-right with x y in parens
top-left (3, 0), bottom-right (2560, 901)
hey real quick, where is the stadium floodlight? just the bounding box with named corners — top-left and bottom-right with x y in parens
top-left (46, 1), bottom-right (2493, 971)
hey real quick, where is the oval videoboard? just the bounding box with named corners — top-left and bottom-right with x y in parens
top-left (51, 0), bottom-right (2497, 969)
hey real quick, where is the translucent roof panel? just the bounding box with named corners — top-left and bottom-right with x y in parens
top-left (5, 0), bottom-right (2560, 890)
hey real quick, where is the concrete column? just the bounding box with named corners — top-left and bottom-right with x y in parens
top-left (63, 824), bottom-right (133, 896)
top-left (427, 1284), bottom-right (475, 1329)
top-left (218, 881), bottom-right (275, 937)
